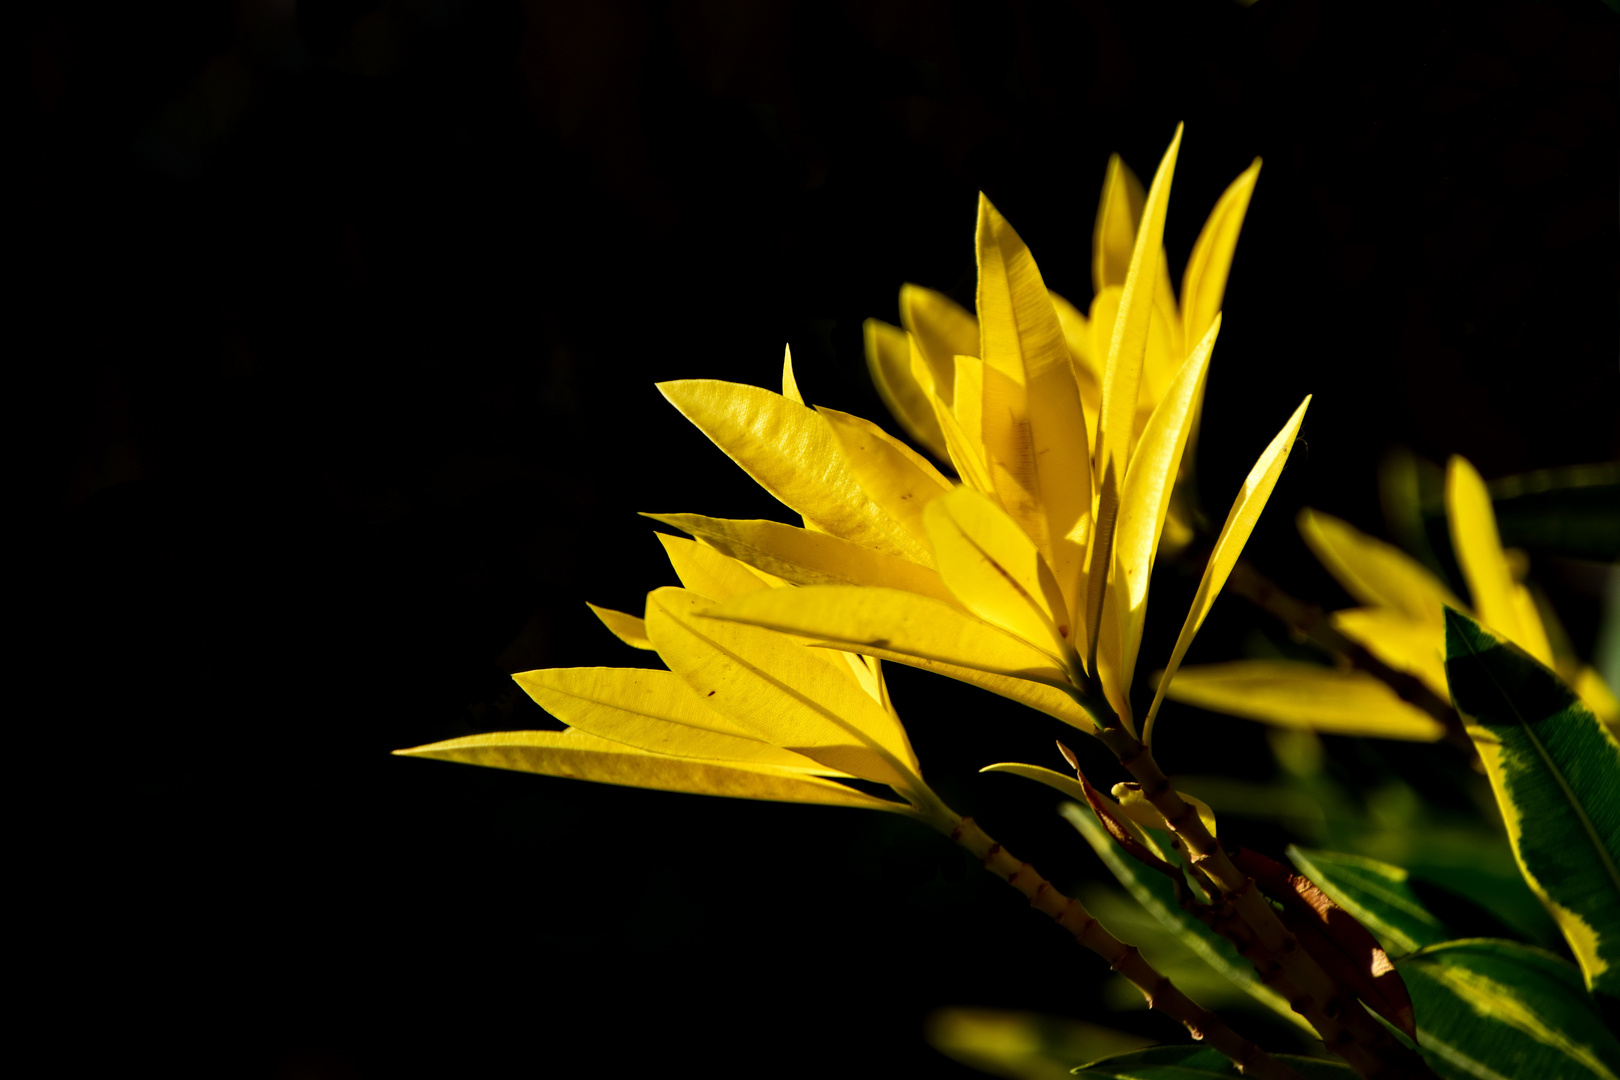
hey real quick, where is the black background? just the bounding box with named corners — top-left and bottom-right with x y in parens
top-left (28, 1), bottom-right (1617, 1077)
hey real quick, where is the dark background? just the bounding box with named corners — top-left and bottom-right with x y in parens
top-left (28, 1), bottom-right (1616, 1077)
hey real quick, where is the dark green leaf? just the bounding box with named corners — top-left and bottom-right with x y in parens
top-left (1444, 608), bottom-right (1620, 1000)
top-left (1396, 939), bottom-right (1620, 1080)
top-left (1074, 1045), bottom-right (1357, 1078)
top-left (1286, 847), bottom-right (1448, 956)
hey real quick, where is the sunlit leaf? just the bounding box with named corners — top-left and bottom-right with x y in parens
top-left (820, 404), bottom-right (954, 559)
top-left (393, 729), bottom-right (901, 810)
top-left (1298, 508), bottom-right (1462, 626)
top-left (1092, 152), bottom-right (1145, 294)
top-left (900, 282), bottom-right (978, 408)
top-left (658, 379), bottom-right (929, 562)
top-left (1330, 607), bottom-right (1449, 699)
top-left (586, 602), bottom-right (656, 650)
top-left (780, 344), bottom-right (803, 404)
top-left (1180, 159), bottom-right (1261, 350)
top-left (655, 532), bottom-right (770, 602)
top-left (1448, 456), bottom-right (1555, 666)
top-left (1142, 396), bottom-right (1310, 744)
top-left (863, 318), bottom-right (948, 461)
top-left (645, 586), bottom-right (922, 789)
top-left (1286, 847), bottom-right (1449, 957)
top-left (1396, 939), bottom-right (1620, 1080)
top-left (702, 584), bottom-right (1073, 693)
top-left (1445, 608), bottom-right (1620, 1000)
top-left (1111, 316), bottom-right (1220, 697)
top-left (925, 486), bottom-right (1072, 665)
top-left (644, 513), bottom-right (955, 602)
top-left (1158, 661), bottom-right (1445, 741)
top-left (1111, 782), bottom-right (1218, 840)
top-left (513, 667), bottom-right (846, 774)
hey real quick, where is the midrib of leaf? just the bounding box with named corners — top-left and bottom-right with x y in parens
top-left (1456, 628), bottom-right (1620, 899)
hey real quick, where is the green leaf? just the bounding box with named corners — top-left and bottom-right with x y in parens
top-left (1059, 804), bottom-right (1312, 1033)
top-left (1396, 939), bottom-right (1620, 1080)
top-left (1444, 607), bottom-right (1620, 1000)
top-left (1286, 847), bottom-right (1450, 957)
top-left (1074, 1045), bottom-right (1357, 1078)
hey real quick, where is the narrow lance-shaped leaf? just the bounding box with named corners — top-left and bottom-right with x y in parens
top-left (863, 318), bottom-right (948, 461)
top-left (1448, 456), bottom-right (1556, 666)
top-left (657, 379), bottom-right (929, 563)
top-left (1298, 508), bottom-right (1463, 626)
top-left (655, 532), bottom-right (770, 602)
top-left (646, 586), bottom-right (923, 790)
top-left (1159, 661), bottom-right (1446, 741)
top-left (1085, 125), bottom-right (1184, 671)
top-left (1075, 1045), bottom-right (1357, 1079)
top-left (513, 667), bottom-right (849, 774)
top-left (1110, 314), bottom-right (1220, 705)
top-left (1181, 159), bottom-right (1261, 353)
top-left (642, 512), bottom-right (955, 602)
top-left (1142, 396), bottom-right (1310, 745)
top-left (819, 404), bottom-right (955, 560)
top-left (1444, 607), bottom-right (1620, 1001)
top-left (586, 602), bottom-right (655, 651)
top-left (393, 729), bottom-right (902, 810)
top-left (925, 486), bottom-right (1073, 666)
top-left (900, 282), bottom-right (977, 408)
top-left (1395, 939), bottom-right (1620, 1080)
top-left (781, 344), bottom-right (803, 404)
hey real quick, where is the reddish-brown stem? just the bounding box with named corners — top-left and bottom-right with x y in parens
top-left (947, 816), bottom-right (1301, 1080)
top-left (1095, 728), bottom-right (1431, 1079)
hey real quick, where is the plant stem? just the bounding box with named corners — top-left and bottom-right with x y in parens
top-left (942, 814), bottom-right (1302, 1080)
top-left (1094, 727), bottom-right (1431, 1079)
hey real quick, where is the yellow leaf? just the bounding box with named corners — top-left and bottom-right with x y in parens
top-left (1143, 395), bottom-right (1311, 744)
top-left (781, 344), bottom-right (803, 405)
top-left (1111, 783), bottom-right (1219, 838)
top-left (974, 195), bottom-right (1093, 599)
top-left (394, 729), bottom-right (901, 810)
top-left (937, 351), bottom-right (994, 495)
top-left (1447, 456), bottom-right (1556, 666)
top-left (702, 584), bottom-right (1075, 693)
top-left (1181, 159), bottom-right (1262, 349)
top-left (819, 404), bottom-right (954, 559)
top-left (924, 486), bottom-right (1073, 665)
top-left (1574, 667), bottom-right (1620, 731)
top-left (1086, 125), bottom-right (1184, 670)
top-left (654, 532), bottom-right (769, 601)
top-left (900, 283), bottom-right (978, 410)
top-left (645, 586), bottom-right (923, 790)
top-left (1092, 153), bottom-right (1146, 294)
top-left (586, 603), bottom-right (656, 651)
top-left (1050, 290), bottom-right (1102, 441)
top-left (657, 379), bottom-right (928, 563)
top-left (1298, 509), bottom-right (1461, 625)
top-left (864, 318), bottom-right (948, 461)
top-left (1331, 607), bottom-right (1449, 699)
top-left (643, 512), bottom-right (956, 602)
top-left (1112, 315), bottom-right (1221, 698)
top-left (514, 666), bottom-right (845, 773)
top-left (1161, 662), bottom-right (1446, 741)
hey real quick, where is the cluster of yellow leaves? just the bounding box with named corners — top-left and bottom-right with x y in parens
top-left (398, 534), bottom-right (948, 822)
top-left (667, 127), bottom-right (1306, 744)
top-left (1164, 455), bottom-right (1619, 739)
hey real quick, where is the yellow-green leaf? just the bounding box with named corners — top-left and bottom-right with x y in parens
top-left (1092, 153), bottom-right (1145, 294)
top-left (645, 586), bottom-right (922, 790)
top-left (1143, 395), bottom-right (1310, 744)
top-left (1445, 608), bottom-right (1620, 1000)
top-left (864, 317), bottom-right (948, 461)
top-left (1050, 289), bottom-right (1102, 440)
top-left (1159, 660), bottom-right (1446, 741)
top-left (643, 512), bottom-right (955, 602)
top-left (586, 602), bottom-right (655, 650)
top-left (657, 379), bottom-right (928, 562)
top-left (393, 729), bottom-right (900, 809)
top-left (514, 666), bottom-right (844, 773)
top-left (924, 486), bottom-right (1072, 664)
top-left (1111, 783), bottom-right (1219, 838)
top-left (1181, 159), bottom-right (1261, 349)
top-left (1448, 455), bottom-right (1556, 667)
top-left (702, 584), bottom-right (1073, 693)
top-left (1298, 508), bottom-right (1461, 626)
